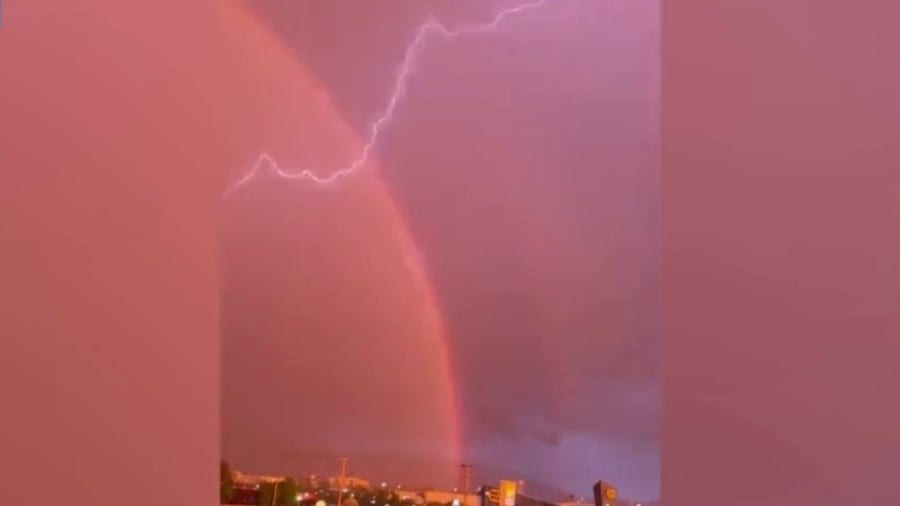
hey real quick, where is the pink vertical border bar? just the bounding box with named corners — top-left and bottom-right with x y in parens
top-left (663, 1), bottom-right (900, 504)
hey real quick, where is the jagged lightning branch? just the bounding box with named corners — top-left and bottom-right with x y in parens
top-left (224, 0), bottom-right (547, 197)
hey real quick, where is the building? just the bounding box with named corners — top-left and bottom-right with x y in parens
top-left (227, 471), bottom-right (291, 505)
top-left (227, 487), bottom-right (262, 505)
top-left (423, 489), bottom-right (480, 506)
top-left (233, 471), bottom-right (287, 486)
top-left (330, 476), bottom-right (372, 490)
top-left (478, 484), bottom-right (564, 506)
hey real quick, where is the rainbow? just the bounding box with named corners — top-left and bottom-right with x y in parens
top-left (221, 0), bottom-right (462, 472)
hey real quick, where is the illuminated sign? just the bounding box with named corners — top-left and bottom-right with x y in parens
top-left (592, 480), bottom-right (617, 506)
top-left (499, 481), bottom-right (517, 506)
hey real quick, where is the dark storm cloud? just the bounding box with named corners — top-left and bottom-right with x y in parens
top-left (232, 0), bottom-right (659, 499)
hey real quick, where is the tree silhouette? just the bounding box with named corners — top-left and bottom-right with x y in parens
top-left (220, 460), bottom-right (235, 504)
top-left (254, 479), bottom-right (302, 506)
top-left (278, 478), bottom-right (300, 505)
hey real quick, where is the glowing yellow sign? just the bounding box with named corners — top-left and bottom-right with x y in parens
top-left (499, 481), bottom-right (517, 506)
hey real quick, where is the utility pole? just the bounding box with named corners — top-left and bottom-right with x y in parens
top-left (335, 457), bottom-right (349, 506)
top-left (461, 464), bottom-right (472, 506)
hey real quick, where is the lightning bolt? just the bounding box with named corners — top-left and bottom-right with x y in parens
top-left (224, 0), bottom-right (547, 197)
